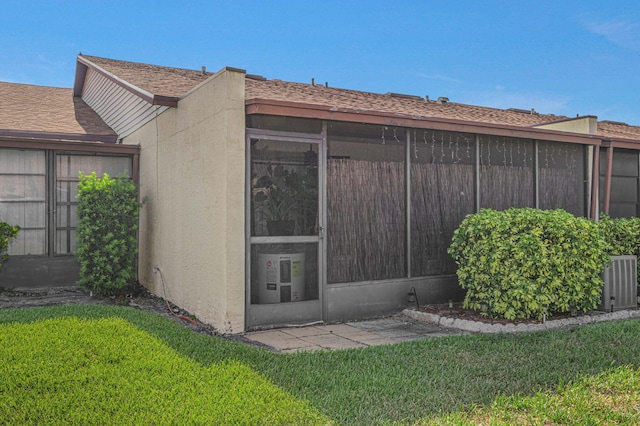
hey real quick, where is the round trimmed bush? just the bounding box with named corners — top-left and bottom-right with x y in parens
top-left (448, 208), bottom-right (609, 320)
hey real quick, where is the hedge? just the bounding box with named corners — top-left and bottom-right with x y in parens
top-left (75, 173), bottom-right (141, 295)
top-left (448, 208), bottom-right (610, 320)
top-left (599, 214), bottom-right (640, 287)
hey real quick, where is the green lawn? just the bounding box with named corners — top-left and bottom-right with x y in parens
top-left (2, 305), bottom-right (640, 425)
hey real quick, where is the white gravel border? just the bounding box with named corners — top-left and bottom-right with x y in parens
top-left (402, 308), bottom-right (640, 334)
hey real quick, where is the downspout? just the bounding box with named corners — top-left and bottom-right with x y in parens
top-left (533, 140), bottom-right (539, 209)
top-left (603, 143), bottom-right (614, 216)
top-left (474, 134), bottom-right (481, 212)
top-left (406, 130), bottom-right (411, 278)
top-left (590, 146), bottom-right (600, 220)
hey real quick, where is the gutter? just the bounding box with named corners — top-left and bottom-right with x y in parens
top-left (0, 134), bottom-right (140, 154)
top-left (246, 98), bottom-right (603, 146)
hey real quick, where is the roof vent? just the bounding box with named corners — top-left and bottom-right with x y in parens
top-left (437, 96), bottom-right (449, 104)
top-left (601, 120), bottom-right (628, 126)
top-left (311, 78), bottom-right (329, 87)
top-left (507, 107), bottom-right (538, 115)
top-left (201, 66), bottom-right (206, 74)
top-left (385, 92), bottom-right (423, 100)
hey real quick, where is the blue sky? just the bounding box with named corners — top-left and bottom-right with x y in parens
top-left (2, 1), bottom-right (639, 124)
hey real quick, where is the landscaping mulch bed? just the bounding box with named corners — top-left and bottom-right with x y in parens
top-left (1, 285), bottom-right (592, 334)
top-left (0, 285), bottom-right (219, 337)
top-left (420, 303), bottom-right (577, 325)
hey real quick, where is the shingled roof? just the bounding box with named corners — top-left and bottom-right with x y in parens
top-left (75, 55), bottom-right (640, 143)
top-left (245, 78), bottom-right (569, 128)
top-left (79, 54), bottom-right (212, 100)
top-left (598, 120), bottom-right (640, 141)
top-left (0, 81), bottom-right (117, 143)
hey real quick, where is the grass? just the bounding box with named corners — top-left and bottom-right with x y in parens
top-left (424, 366), bottom-right (640, 425)
top-left (0, 316), bottom-right (328, 425)
top-left (2, 305), bottom-right (640, 424)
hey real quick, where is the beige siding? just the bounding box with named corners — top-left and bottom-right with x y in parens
top-left (123, 68), bottom-right (246, 333)
top-left (534, 116), bottom-right (598, 135)
top-left (82, 68), bottom-right (168, 138)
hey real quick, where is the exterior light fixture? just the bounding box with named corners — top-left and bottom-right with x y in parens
top-left (570, 305), bottom-right (578, 317)
top-left (610, 296), bottom-right (615, 313)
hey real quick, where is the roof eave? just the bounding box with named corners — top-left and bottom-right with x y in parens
top-left (601, 138), bottom-right (640, 149)
top-left (0, 135), bottom-right (140, 155)
top-left (76, 55), bottom-right (178, 107)
top-left (0, 129), bottom-right (118, 144)
top-left (246, 98), bottom-right (604, 146)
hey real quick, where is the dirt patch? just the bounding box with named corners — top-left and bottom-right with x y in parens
top-left (0, 285), bottom-right (219, 337)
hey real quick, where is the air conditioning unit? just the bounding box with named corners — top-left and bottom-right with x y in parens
top-left (600, 255), bottom-right (637, 311)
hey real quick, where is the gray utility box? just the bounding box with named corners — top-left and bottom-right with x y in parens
top-left (600, 255), bottom-right (637, 311)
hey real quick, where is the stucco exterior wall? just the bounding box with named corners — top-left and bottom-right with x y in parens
top-left (534, 116), bottom-right (598, 135)
top-left (124, 68), bottom-right (246, 333)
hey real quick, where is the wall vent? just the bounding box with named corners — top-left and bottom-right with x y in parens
top-left (600, 255), bottom-right (637, 311)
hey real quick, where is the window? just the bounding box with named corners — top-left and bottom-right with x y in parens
top-left (0, 149), bottom-right (134, 257)
top-left (480, 136), bottom-right (534, 210)
top-left (0, 149), bottom-right (46, 255)
top-left (538, 141), bottom-right (585, 216)
top-left (56, 154), bottom-right (132, 254)
top-left (410, 130), bottom-right (475, 276)
top-left (327, 123), bottom-right (406, 283)
top-left (600, 148), bottom-right (640, 218)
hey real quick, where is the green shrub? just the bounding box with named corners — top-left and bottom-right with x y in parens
top-left (448, 208), bottom-right (609, 320)
top-left (0, 222), bottom-right (19, 269)
top-left (75, 173), bottom-right (141, 295)
top-left (599, 215), bottom-right (640, 256)
top-left (599, 215), bottom-right (640, 286)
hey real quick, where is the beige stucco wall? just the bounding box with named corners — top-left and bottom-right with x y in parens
top-left (124, 68), bottom-right (246, 333)
top-left (534, 116), bottom-right (598, 135)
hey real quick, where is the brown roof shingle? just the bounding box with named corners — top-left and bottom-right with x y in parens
top-left (0, 82), bottom-right (117, 141)
top-left (598, 121), bottom-right (640, 141)
top-left (77, 55), bottom-right (640, 143)
top-left (80, 54), bottom-right (212, 99)
top-left (245, 78), bottom-right (568, 128)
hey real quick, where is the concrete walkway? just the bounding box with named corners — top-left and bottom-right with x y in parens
top-left (244, 308), bottom-right (640, 353)
top-left (244, 315), bottom-right (467, 353)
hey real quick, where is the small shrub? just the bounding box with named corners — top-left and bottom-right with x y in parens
top-left (75, 173), bottom-right (141, 295)
top-left (0, 221), bottom-right (20, 270)
top-left (599, 214), bottom-right (640, 286)
top-left (448, 208), bottom-right (609, 320)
